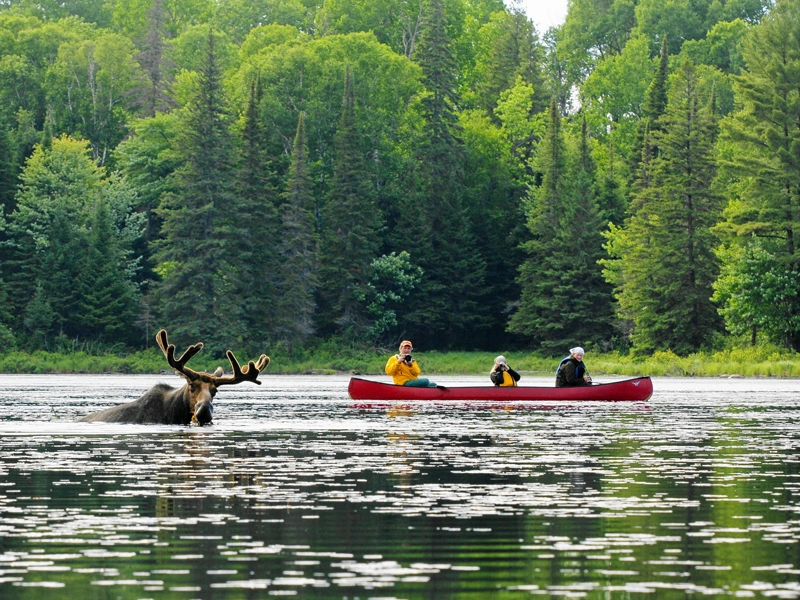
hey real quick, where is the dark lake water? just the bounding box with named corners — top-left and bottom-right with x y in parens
top-left (1, 373), bottom-right (799, 599)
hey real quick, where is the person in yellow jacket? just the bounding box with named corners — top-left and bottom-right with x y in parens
top-left (385, 340), bottom-right (438, 387)
top-left (490, 355), bottom-right (521, 387)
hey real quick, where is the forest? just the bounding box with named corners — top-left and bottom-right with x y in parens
top-left (0, 0), bottom-right (797, 359)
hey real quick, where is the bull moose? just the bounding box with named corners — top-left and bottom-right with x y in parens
top-left (79, 329), bottom-right (270, 425)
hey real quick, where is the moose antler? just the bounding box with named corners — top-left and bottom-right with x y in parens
top-left (156, 329), bottom-right (204, 381)
top-left (156, 329), bottom-right (269, 385)
top-left (213, 350), bottom-right (270, 386)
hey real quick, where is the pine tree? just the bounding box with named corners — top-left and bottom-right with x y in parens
top-left (154, 30), bottom-right (241, 352)
top-left (275, 112), bottom-right (318, 353)
top-left (317, 66), bottom-right (382, 337)
top-left (605, 59), bottom-right (723, 354)
top-left (405, 0), bottom-right (487, 349)
top-left (718, 0), bottom-right (800, 350)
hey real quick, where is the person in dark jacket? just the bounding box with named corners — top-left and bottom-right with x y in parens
top-left (490, 355), bottom-right (521, 387)
top-left (555, 347), bottom-right (592, 387)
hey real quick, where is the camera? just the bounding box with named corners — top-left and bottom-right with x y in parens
top-left (404, 354), bottom-right (413, 363)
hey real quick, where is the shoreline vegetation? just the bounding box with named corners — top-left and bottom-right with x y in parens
top-left (0, 344), bottom-right (798, 378)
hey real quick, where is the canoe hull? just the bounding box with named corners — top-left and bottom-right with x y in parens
top-left (348, 376), bottom-right (653, 402)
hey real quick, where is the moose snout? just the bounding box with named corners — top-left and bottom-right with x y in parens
top-left (193, 400), bottom-right (214, 425)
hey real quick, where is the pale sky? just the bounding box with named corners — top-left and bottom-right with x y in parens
top-left (517, 0), bottom-right (569, 33)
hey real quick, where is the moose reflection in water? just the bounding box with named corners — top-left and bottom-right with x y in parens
top-left (79, 329), bottom-right (270, 425)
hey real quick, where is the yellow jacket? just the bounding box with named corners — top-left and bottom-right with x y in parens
top-left (385, 355), bottom-right (421, 385)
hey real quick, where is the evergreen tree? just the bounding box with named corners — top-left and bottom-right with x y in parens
top-left (35, 206), bottom-right (90, 339)
top-left (510, 104), bottom-right (615, 353)
top-left (0, 128), bottom-right (17, 217)
top-left (275, 112), bottom-right (318, 353)
top-left (630, 38), bottom-right (670, 178)
top-left (475, 9), bottom-right (547, 117)
top-left (80, 198), bottom-right (141, 343)
top-left (154, 30), bottom-right (241, 352)
top-left (604, 59), bottom-right (723, 354)
top-left (405, 0), bottom-right (487, 349)
top-left (508, 97), bottom-right (565, 347)
top-left (23, 282), bottom-right (55, 351)
top-left (318, 66), bottom-right (381, 337)
top-left (0, 273), bottom-right (17, 350)
top-left (717, 0), bottom-right (800, 350)
top-left (5, 136), bottom-right (104, 338)
top-left (567, 116), bottom-right (618, 346)
top-left (237, 76), bottom-right (281, 349)
top-left (132, 0), bottom-right (177, 117)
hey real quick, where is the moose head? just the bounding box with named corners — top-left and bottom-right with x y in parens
top-left (79, 329), bottom-right (270, 425)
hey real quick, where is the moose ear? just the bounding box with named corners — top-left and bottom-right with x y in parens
top-left (213, 366), bottom-right (224, 377)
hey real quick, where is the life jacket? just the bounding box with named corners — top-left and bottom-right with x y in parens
top-left (556, 357), bottom-right (585, 383)
top-left (491, 370), bottom-right (517, 387)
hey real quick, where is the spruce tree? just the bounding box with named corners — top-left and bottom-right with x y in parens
top-left (132, 0), bottom-right (177, 117)
top-left (606, 59), bottom-right (723, 354)
top-left (80, 199), bottom-right (141, 343)
top-left (406, 0), bottom-right (487, 349)
top-left (154, 30), bottom-right (241, 352)
top-left (477, 9), bottom-right (547, 117)
top-left (275, 112), bottom-right (318, 354)
top-left (630, 38), bottom-right (669, 178)
top-left (0, 128), bottom-right (17, 217)
top-left (510, 104), bottom-right (615, 353)
top-left (238, 77), bottom-right (281, 349)
top-left (317, 66), bottom-right (381, 337)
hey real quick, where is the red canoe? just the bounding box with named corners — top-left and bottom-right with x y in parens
top-left (348, 376), bottom-right (653, 402)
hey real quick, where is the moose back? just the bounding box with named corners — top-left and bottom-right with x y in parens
top-left (79, 330), bottom-right (270, 425)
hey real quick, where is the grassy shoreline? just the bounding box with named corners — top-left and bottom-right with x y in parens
top-left (0, 344), bottom-right (799, 377)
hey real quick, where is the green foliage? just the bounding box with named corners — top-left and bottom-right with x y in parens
top-left (5, 136), bottom-right (142, 348)
top-left (560, 0), bottom-right (637, 83)
top-left (604, 59), bottom-right (724, 355)
top-left (171, 23), bottom-right (238, 73)
top-left (465, 8), bottom-right (546, 116)
top-left (0, 0), bottom-right (786, 360)
top-left (275, 112), bottom-right (318, 354)
top-left (399, 0), bottom-right (488, 349)
top-left (46, 32), bottom-right (140, 165)
top-left (716, 0), bottom-right (800, 350)
top-left (713, 238), bottom-right (800, 347)
top-left (511, 106), bottom-right (616, 353)
top-left (680, 18), bottom-right (749, 74)
top-left (318, 66), bottom-right (382, 336)
top-left (365, 251), bottom-right (423, 340)
top-left (154, 30), bottom-right (243, 352)
top-left (582, 34), bottom-right (655, 125)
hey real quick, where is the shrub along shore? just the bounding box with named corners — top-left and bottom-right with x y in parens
top-left (0, 344), bottom-right (798, 377)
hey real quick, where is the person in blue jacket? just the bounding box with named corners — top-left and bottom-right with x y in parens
top-left (555, 347), bottom-right (592, 387)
